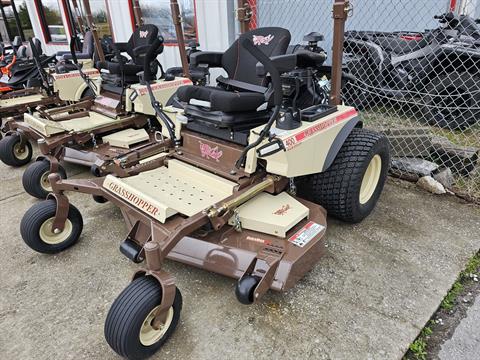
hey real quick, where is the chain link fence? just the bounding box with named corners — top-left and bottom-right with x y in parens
top-left (241, 0), bottom-right (480, 202)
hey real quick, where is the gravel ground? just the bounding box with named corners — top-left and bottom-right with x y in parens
top-left (0, 155), bottom-right (479, 360)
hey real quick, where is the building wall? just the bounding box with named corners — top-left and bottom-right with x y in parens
top-left (25, 0), bottom-right (72, 55)
top-left (22, 0), bottom-right (234, 72)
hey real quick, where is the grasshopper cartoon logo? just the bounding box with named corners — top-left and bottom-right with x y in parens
top-left (273, 204), bottom-right (291, 216)
top-left (139, 30), bottom-right (149, 38)
top-left (199, 141), bottom-right (223, 162)
top-left (253, 34), bottom-right (274, 46)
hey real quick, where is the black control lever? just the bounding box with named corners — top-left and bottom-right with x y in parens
top-left (143, 38), bottom-right (178, 146)
top-left (28, 38), bottom-right (52, 95)
top-left (234, 37), bottom-right (283, 169)
top-left (69, 36), bottom-right (97, 96)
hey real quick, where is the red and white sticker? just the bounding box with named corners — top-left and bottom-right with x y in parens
top-left (283, 108), bottom-right (358, 150)
top-left (137, 78), bottom-right (192, 95)
top-left (288, 221), bottom-right (325, 247)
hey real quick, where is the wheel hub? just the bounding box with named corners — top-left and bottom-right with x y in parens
top-left (39, 218), bottom-right (73, 244)
top-left (13, 143), bottom-right (29, 160)
top-left (359, 154), bottom-right (382, 204)
top-left (139, 306), bottom-right (174, 346)
top-left (40, 172), bottom-right (52, 191)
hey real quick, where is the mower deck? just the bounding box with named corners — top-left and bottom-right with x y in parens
top-left (24, 111), bottom-right (142, 136)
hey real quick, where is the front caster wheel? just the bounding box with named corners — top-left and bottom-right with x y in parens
top-left (20, 199), bottom-right (83, 254)
top-left (236, 275), bottom-right (260, 305)
top-left (105, 276), bottom-right (182, 360)
top-left (0, 134), bottom-right (32, 166)
top-left (22, 160), bottom-right (67, 199)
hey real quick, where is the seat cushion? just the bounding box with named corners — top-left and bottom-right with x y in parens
top-left (176, 85), bottom-right (266, 112)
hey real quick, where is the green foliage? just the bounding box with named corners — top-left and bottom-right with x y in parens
top-left (441, 251), bottom-right (479, 310)
top-left (441, 282), bottom-right (463, 310)
top-left (409, 338), bottom-right (427, 360)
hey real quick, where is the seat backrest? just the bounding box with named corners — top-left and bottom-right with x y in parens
top-left (16, 45), bottom-right (27, 58)
top-left (82, 31), bottom-right (94, 57)
top-left (126, 24), bottom-right (159, 64)
top-left (26, 38), bottom-right (43, 58)
top-left (11, 36), bottom-right (22, 50)
top-left (222, 27), bottom-right (291, 86)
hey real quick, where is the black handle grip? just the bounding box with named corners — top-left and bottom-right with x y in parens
top-left (240, 37), bottom-right (283, 106)
top-left (143, 38), bottom-right (163, 82)
top-left (69, 36), bottom-right (78, 64)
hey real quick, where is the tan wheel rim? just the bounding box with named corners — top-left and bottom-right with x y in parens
top-left (39, 218), bottom-right (73, 245)
top-left (359, 154), bottom-right (382, 205)
top-left (139, 306), bottom-right (174, 346)
top-left (40, 171), bottom-right (52, 192)
top-left (13, 143), bottom-right (29, 160)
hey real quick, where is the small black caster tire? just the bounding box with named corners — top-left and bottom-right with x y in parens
top-left (0, 134), bottom-right (32, 166)
top-left (22, 160), bottom-right (67, 199)
top-left (105, 276), bottom-right (182, 360)
top-left (20, 199), bottom-right (83, 254)
top-left (90, 164), bottom-right (103, 177)
top-left (92, 195), bottom-right (108, 203)
top-left (236, 275), bottom-right (260, 305)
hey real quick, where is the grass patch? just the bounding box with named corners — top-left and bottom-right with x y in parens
top-left (404, 251), bottom-right (480, 359)
top-left (441, 252), bottom-right (480, 310)
top-left (440, 282), bottom-right (464, 310)
top-left (408, 326), bottom-right (433, 360)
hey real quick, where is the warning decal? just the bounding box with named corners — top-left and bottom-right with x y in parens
top-left (288, 221), bottom-right (325, 247)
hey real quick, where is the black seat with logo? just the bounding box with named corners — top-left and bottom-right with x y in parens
top-left (177, 27), bottom-right (291, 143)
top-left (97, 24), bottom-right (163, 85)
top-left (178, 27), bottom-right (291, 113)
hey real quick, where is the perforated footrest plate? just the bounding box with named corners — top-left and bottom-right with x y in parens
top-left (103, 159), bottom-right (236, 223)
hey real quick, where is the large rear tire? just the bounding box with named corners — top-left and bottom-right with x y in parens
top-left (297, 128), bottom-right (390, 223)
top-left (105, 277), bottom-right (182, 360)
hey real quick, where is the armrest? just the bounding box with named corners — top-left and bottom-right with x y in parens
top-left (256, 54), bottom-right (297, 76)
top-left (111, 42), bottom-right (128, 53)
top-left (256, 50), bottom-right (326, 76)
top-left (132, 44), bottom-right (152, 57)
top-left (190, 51), bottom-right (224, 67)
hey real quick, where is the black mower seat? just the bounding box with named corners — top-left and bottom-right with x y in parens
top-left (11, 36), bottom-right (22, 52)
top-left (177, 27), bottom-right (290, 116)
top-left (56, 31), bottom-right (94, 60)
top-left (96, 24), bottom-right (161, 78)
top-left (177, 85), bottom-right (268, 112)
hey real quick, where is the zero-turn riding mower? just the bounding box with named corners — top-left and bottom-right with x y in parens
top-left (1, 24), bottom-right (191, 200)
top-left (20, 26), bottom-right (390, 360)
top-left (0, 33), bottom-right (100, 141)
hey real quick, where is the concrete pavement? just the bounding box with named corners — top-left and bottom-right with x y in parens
top-left (0, 154), bottom-right (479, 360)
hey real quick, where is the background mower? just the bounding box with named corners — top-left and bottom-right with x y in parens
top-left (0, 34), bottom-right (100, 140)
top-left (20, 20), bottom-right (390, 360)
top-left (1, 24), bottom-right (192, 200)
